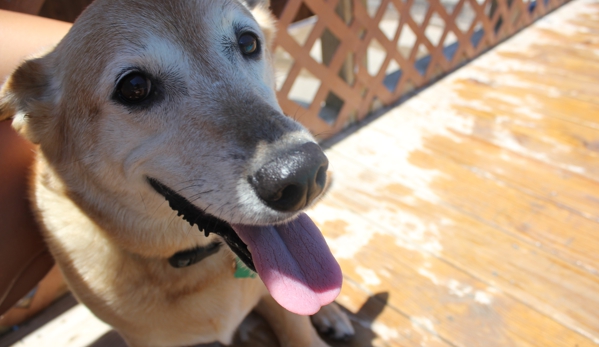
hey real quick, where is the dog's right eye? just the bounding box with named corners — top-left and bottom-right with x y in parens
top-left (238, 33), bottom-right (260, 57)
top-left (116, 72), bottom-right (152, 104)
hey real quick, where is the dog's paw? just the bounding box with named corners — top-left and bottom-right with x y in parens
top-left (311, 302), bottom-right (355, 341)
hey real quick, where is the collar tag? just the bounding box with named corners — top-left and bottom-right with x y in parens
top-left (234, 257), bottom-right (257, 278)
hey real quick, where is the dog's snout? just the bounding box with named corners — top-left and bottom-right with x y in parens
top-left (249, 142), bottom-right (328, 212)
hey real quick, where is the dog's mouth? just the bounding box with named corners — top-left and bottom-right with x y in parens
top-left (147, 178), bottom-right (255, 271)
top-left (147, 177), bottom-right (342, 316)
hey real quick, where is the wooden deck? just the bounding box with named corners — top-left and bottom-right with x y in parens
top-left (2, 0), bottom-right (599, 346)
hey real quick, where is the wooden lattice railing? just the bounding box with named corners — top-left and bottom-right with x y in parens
top-left (271, 0), bottom-right (570, 139)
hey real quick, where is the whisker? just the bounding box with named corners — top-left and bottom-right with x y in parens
top-left (177, 178), bottom-right (207, 184)
top-left (138, 192), bottom-right (148, 213)
top-left (188, 189), bottom-right (215, 201)
top-left (176, 184), bottom-right (206, 193)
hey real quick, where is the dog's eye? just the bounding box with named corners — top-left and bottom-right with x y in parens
top-left (238, 33), bottom-right (259, 56)
top-left (117, 72), bottom-right (151, 103)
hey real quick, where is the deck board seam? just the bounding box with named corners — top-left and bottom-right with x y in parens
top-left (424, 133), bottom-right (599, 224)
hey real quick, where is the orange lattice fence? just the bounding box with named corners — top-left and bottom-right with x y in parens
top-left (271, 0), bottom-right (570, 139)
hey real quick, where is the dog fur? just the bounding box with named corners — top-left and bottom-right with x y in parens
top-left (0, 0), bottom-right (354, 346)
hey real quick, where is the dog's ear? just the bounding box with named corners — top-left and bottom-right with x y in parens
top-left (246, 0), bottom-right (277, 50)
top-left (0, 57), bottom-right (55, 144)
top-left (243, 0), bottom-right (270, 10)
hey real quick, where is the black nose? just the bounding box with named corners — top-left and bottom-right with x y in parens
top-left (249, 142), bottom-right (329, 212)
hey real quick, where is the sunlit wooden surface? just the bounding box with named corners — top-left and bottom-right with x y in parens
top-left (2, 0), bottom-right (599, 346)
top-left (313, 1), bottom-right (599, 345)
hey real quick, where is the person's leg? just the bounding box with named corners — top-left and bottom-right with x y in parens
top-left (0, 9), bottom-right (71, 78)
top-left (0, 9), bottom-right (70, 315)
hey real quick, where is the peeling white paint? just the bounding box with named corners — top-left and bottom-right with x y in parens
top-left (418, 268), bottom-right (441, 286)
top-left (309, 204), bottom-right (377, 260)
top-left (487, 286), bottom-right (500, 294)
top-left (355, 266), bottom-right (382, 287)
top-left (392, 214), bottom-right (443, 256)
top-left (536, 0), bottom-right (598, 36)
top-left (379, 268), bottom-right (392, 278)
top-left (474, 291), bottom-right (493, 305)
top-left (371, 322), bottom-right (400, 341)
top-left (410, 316), bottom-right (437, 334)
top-left (330, 125), bottom-right (445, 205)
top-left (448, 279), bottom-right (473, 298)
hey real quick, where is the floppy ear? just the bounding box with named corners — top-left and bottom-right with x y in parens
top-left (0, 57), bottom-right (55, 144)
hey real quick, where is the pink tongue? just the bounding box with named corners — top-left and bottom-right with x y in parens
top-left (232, 213), bottom-right (342, 315)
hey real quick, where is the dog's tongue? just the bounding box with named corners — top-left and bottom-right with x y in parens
top-left (232, 213), bottom-right (341, 316)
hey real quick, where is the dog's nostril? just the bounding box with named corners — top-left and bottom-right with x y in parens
top-left (274, 184), bottom-right (302, 204)
top-left (315, 166), bottom-right (327, 188)
top-left (266, 184), bottom-right (300, 204)
top-left (268, 189), bottom-right (284, 202)
top-left (250, 142), bottom-right (328, 212)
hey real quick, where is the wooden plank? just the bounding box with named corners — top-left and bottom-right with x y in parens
top-left (318, 149), bottom-right (599, 345)
top-left (422, 131), bottom-right (599, 222)
top-left (450, 100), bottom-right (599, 181)
top-left (331, 280), bottom-right (452, 347)
top-left (494, 69), bottom-right (599, 107)
top-left (309, 198), bottom-right (598, 347)
top-left (452, 76), bottom-right (599, 129)
top-left (453, 78), bottom-right (599, 128)
top-left (353, 122), bottom-right (599, 272)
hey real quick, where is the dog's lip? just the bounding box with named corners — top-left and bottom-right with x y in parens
top-left (147, 176), bottom-right (343, 315)
top-left (146, 177), bottom-right (255, 271)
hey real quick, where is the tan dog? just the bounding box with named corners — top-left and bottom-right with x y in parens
top-left (0, 0), bottom-right (354, 346)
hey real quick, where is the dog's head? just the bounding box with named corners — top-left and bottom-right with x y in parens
top-left (0, 0), bottom-right (341, 315)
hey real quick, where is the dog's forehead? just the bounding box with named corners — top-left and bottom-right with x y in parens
top-left (77, 0), bottom-right (256, 46)
top-left (52, 0), bottom-right (260, 94)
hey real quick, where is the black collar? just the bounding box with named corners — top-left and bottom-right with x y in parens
top-left (169, 241), bottom-right (222, 268)
top-left (148, 177), bottom-right (255, 272)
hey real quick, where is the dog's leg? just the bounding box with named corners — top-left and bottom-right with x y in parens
top-left (310, 302), bottom-right (355, 340)
top-left (255, 295), bottom-right (329, 347)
